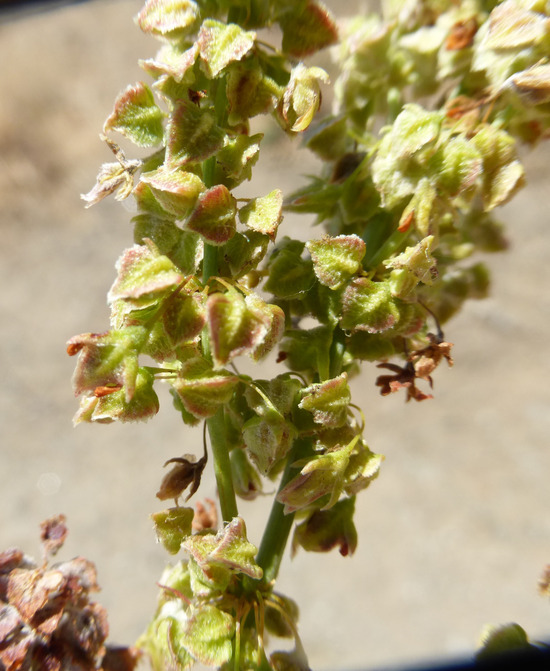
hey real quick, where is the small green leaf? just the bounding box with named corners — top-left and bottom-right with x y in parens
top-left (340, 164), bottom-right (380, 225)
top-left (372, 105), bottom-right (443, 208)
top-left (284, 175), bottom-right (341, 219)
top-left (398, 177), bottom-right (438, 237)
top-left (152, 507), bottom-right (194, 554)
top-left (227, 62), bottom-right (281, 124)
top-left (139, 607), bottom-right (194, 671)
top-left (245, 294), bottom-right (285, 361)
top-left (166, 101), bottom-right (225, 168)
top-left (483, 1), bottom-right (549, 50)
top-left (185, 184), bottom-right (237, 244)
top-left (74, 368), bottom-right (159, 424)
top-left (221, 230), bottom-right (269, 278)
top-left (183, 532), bottom-right (217, 572)
top-left (209, 517), bottom-right (263, 580)
top-left (170, 387), bottom-right (201, 427)
top-left (278, 326), bottom-right (333, 379)
top-left (187, 553), bottom-right (231, 596)
top-left (371, 156), bottom-right (417, 209)
top-left (307, 235), bottom-right (366, 289)
top-left (245, 375), bottom-right (302, 419)
top-left (433, 134), bottom-right (482, 197)
top-left (108, 243), bottom-right (184, 305)
top-left (140, 319), bottom-right (181, 361)
top-left (103, 82), bottom-right (164, 147)
top-left (206, 289), bottom-right (271, 367)
top-left (292, 497), bottom-right (358, 556)
top-left (146, 227), bottom-right (202, 276)
top-left (163, 292), bottom-right (206, 346)
top-left (183, 517), bottom-right (262, 581)
top-left (239, 190), bottom-right (283, 240)
top-left (213, 133), bottom-right (263, 189)
top-left (183, 536), bottom-right (232, 594)
top-left (136, 0), bottom-right (199, 39)
top-left (344, 444), bottom-right (383, 495)
top-left (277, 436), bottom-right (359, 513)
top-left (68, 327), bottom-right (147, 401)
top-left (346, 331), bottom-right (396, 362)
top-left (383, 104), bottom-right (443, 159)
top-left (180, 604), bottom-right (235, 666)
top-left (158, 560), bottom-right (193, 599)
top-left (243, 414), bottom-right (294, 474)
top-left (471, 125), bottom-right (525, 210)
top-left (140, 42), bottom-right (198, 84)
top-left (198, 20), bottom-right (256, 78)
top-left (171, 356), bottom-right (239, 419)
top-left (299, 373), bottom-right (350, 427)
top-left (280, 1), bottom-right (338, 58)
top-left (264, 238), bottom-right (316, 298)
top-left (385, 235), bottom-right (438, 297)
top-left (140, 167), bottom-right (205, 219)
top-left (340, 278), bottom-right (401, 333)
top-left (133, 179), bottom-right (174, 218)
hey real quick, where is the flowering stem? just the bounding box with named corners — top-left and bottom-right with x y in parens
top-left (202, 242), bottom-right (237, 521)
top-left (256, 438), bottom-right (311, 584)
top-left (207, 409), bottom-right (238, 523)
top-left (201, 174), bottom-right (237, 522)
top-left (202, 244), bottom-right (218, 287)
top-left (329, 326), bottom-right (346, 380)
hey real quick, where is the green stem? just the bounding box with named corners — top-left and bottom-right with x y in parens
top-left (256, 439), bottom-right (311, 584)
top-left (201, 147), bottom-right (237, 522)
top-left (368, 227), bottom-right (410, 268)
top-left (207, 408), bottom-right (239, 523)
top-left (203, 243), bottom-right (218, 285)
top-left (203, 155), bottom-right (217, 191)
top-left (329, 326), bottom-right (346, 379)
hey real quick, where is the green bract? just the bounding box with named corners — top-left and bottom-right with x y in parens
top-left (136, 0), bottom-right (200, 39)
top-left (197, 20), bottom-right (256, 78)
top-left (153, 507), bottom-right (195, 554)
top-left (171, 356), bottom-right (239, 419)
top-left (104, 82), bottom-right (165, 147)
top-left (307, 234), bottom-right (366, 289)
top-left (299, 374), bottom-right (351, 427)
top-left (141, 167), bottom-right (206, 218)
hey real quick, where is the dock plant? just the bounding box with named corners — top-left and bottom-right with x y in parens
top-left (59, 0), bottom-right (550, 668)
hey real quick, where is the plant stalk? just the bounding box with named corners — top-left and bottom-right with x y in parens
top-left (256, 438), bottom-right (311, 584)
top-left (202, 243), bottom-right (218, 286)
top-left (207, 408), bottom-right (239, 523)
top-left (329, 326), bottom-right (346, 380)
top-left (201, 200), bottom-right (237, 522)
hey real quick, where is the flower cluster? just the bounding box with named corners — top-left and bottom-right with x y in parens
top-left (0, 516), bottom-right (139, 671)
top-left (140, 515), bottom-right (308, 671)
top-left (67, 0), bottom-right (550, 668)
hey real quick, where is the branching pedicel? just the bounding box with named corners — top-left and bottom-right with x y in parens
top-left (67, 0), bottom-right (550, 668)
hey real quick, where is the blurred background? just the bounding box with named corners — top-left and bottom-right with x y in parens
top-left (1, 1), bottom-right (550, 669)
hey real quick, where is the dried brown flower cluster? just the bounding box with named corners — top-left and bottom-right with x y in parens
top-left (376, 334), bottom-right (454, 402)
top-left (0, 516), bottom-right (139, 671)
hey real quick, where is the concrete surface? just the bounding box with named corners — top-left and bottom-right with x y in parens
top-left (1, 1), bottom-right (550, 669)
